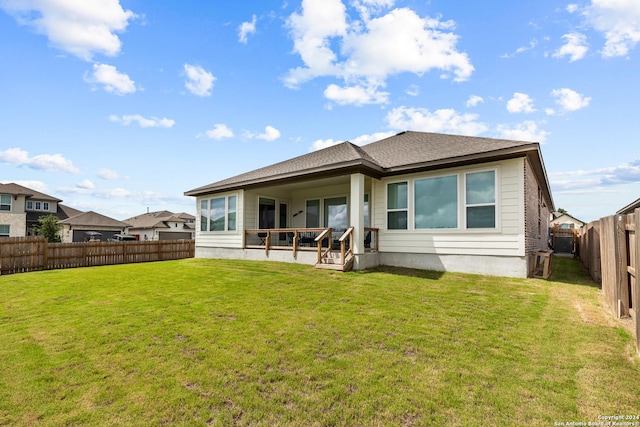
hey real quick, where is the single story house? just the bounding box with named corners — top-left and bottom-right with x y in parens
top-left (124, 210), bottom-right (195, 241)
top-left (58, 211), bottom-right (131, 242)
top-left (185, 131), bottom-right (554, 278)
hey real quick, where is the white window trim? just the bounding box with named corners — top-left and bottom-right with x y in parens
top-left (199, 193), bottom-right (239, 233)
top-left (386, 181), bottom-right (409, 230)
top-left (383, 167), bottom-right (501, 233)
top-left (463, 168), bottom-right (499, 230)
top-left (0, 224), bottom-right (10, 236)
top-left (0, 194), bottom-right (11, 212)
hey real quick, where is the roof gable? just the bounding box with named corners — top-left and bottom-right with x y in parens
top-left (59, 211), bottom-right (129, 228)
top-left (0, 182), bottom-right (62, 202)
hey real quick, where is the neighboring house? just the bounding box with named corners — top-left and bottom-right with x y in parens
top-left (59, 211), bottom-right (131, 243)
top-left (124, 210), bottom-right (195, 241)
top-left (0, 182), bottom-right (82, 238)
top-left (617, 197), bottom-right (640, 215)
top-left (550, 212), bottom-right (585, 229)
top-left (185, 131), bottom-right (554, 278)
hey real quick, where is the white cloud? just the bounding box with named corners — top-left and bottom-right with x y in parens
top-left (496, 120), bottom-right (549, 143)
top-left (553, 32), bottom-right (589, 62)
top-left (85, 63), bottom-right (136, 95)
top-left (405, 84), bottom-right (420, 97)
top-left (184, 64), bottom-right (215, 97)
top-left (567, 4), bottom-right (579, 13)
top-left (466, 95), bottom-right (484, 107)
top-left (324, 82), bottom-right (389, 105)
top-left (551, 159), bottom-right (640, 192)
top-left (0, 147), bottom-right (80, 174)
top-left (238, 15), bottom-right (257, 44)
top-left (506, 92), bottom-right (536, 114)
top-left (0, 0), bottom-right (137, 61)
top-left (584, 0), bottom-right (640, 57)
top-left (97, 168), bottom-right (127, 180)
top-left (203, 124), bottom-right (234, 140)
top-left (386, 106), bottom-right (488, 136)
top-left (502, 39), bottom-right (538, 58)
top-left (550, 88), bottom-right (591, 113)
top-left (109, 114), bottom-right (175, 128)
top-left (285, 1), bottom-right (473, 105)
top-left (253, 126), bottom-right (282, 141)
top-left (76, 179), bottom-right (95, 190)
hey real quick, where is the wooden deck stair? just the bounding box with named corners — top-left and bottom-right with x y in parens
top-left (315, 252), bottom-right (354, 272)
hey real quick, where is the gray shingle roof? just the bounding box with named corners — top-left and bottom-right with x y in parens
top-left (124, 211), bottom-right (195, 229)
top-left (59, 211), bottom-right (130, 228)
top-left (0, 182), bottom-right (62, 202)
top-left (185, 131), bottom-right (552, 208)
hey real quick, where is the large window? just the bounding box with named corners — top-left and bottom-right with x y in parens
top-left (0, 224), bottom-right (9, 237)
top-left (465, 170), bottom-right (496, 228)
top-left (387, 182), bottom-right (408, 230)
top-left (0, 195), bottom-right (10, 211)
top-left (200, 195), bottom-right (237, 232)
top-left (324, 197), bottom-right (347, 232)
top-left (415, 175), bottom-right (458, 229)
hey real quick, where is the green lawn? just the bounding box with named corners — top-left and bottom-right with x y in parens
top-left (0, 257), bottom-right (638, 426)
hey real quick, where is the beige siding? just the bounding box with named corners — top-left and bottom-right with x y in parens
top-left (373, 158), bottom-right (526, 257)
top-left (0, 212), bottom-right (27, 237)
top-left (195, 190), bottom-right (244, 249)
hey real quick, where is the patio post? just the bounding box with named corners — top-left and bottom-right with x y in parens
top-left (350, 173), bottom-right (365, 262)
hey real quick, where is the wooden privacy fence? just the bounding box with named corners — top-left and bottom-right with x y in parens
top-left (0, 237), bottom-right (195, 275)
top-left (579, 208), bottom-right (639, 355)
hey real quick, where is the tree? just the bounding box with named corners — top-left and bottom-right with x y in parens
top-left (557, 208), bottom-right (568, 215)
top-left (36, 214), bottom-right (62, 242)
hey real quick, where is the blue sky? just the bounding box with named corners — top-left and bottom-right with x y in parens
top-left (1, 0), bottom-right (639, 223)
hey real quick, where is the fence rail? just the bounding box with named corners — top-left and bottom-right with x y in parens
top-left (0, 237), bottom-right (195, 275)
top-left (578, 208), bottom-right (639, 355)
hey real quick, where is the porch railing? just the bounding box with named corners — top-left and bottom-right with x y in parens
top-left (244, 227), bottom-right (378, 256)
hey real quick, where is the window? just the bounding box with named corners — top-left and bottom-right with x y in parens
top-left (364, 194), bottom-right (370, 228)
top-left (324, 197), bottom-right (347, 232)
top-left (228, 196), bottom-right (237, 231)
top-left (306, 199), bottom-right (320, 228)
top-left (200, 200), bottom-right (208, 231)
top-left (0, 224), bottom-right (9, 236)
top-left (35, 201), bottom-right (41, 210)
top-left (387, 182), bottom-right (408, 230)
top-left (43, 202), bottom-right (49, 211)
top-left (26, 201), bottom-right (33, 210)
top-left (0, 195), bottom-right (10, 211)
top-left (209, 197), bottom-right (226, 231)
top-left (465, 170), bottom-right (496, 228)
top-left (200, 195), bottom-right (237, 232)
top-left (415, 175), bottom-right (458, 229)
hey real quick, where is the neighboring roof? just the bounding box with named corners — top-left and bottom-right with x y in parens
top-left (550, 213), bottom-right (585, 226)
top-left (124, 210), bottom-right (195, 229)
top-left (59, 211), bottom-right (130, 228)
top-left (617, 197), bottom-right (640, 215)
top-left (185, 130), bottom-right (554, 210)
top-left (0, 182), bottom-right (62, 202)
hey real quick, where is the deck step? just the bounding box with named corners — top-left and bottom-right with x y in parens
top-left (315, 254), bottom-right (354, 272)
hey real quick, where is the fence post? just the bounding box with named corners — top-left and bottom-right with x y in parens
top-left (43, 239), bottom-right (48, 271)
top-left (615, 215), bottom-right (630, 317)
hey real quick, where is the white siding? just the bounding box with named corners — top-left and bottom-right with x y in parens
top-left (195, 190), bottom-right (244, 249)
top-left (373, 158), bottom-right (526, 257)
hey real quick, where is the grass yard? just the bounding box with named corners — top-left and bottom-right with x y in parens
top-left (0, 257), bottom-right (638, 426)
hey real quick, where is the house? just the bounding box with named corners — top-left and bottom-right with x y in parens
top-left (123, 210), bottom-right (195, 241)
top-left (184, 131), bottom-right (554, 278)
top-left (616, 197), bottom-right (640, 215)
top-left (550, 212), bottom-right (585, 229)
top-left (0, 182), bottom-right (82, 237)
top-left (58, 211), bottom-right (131, 243)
